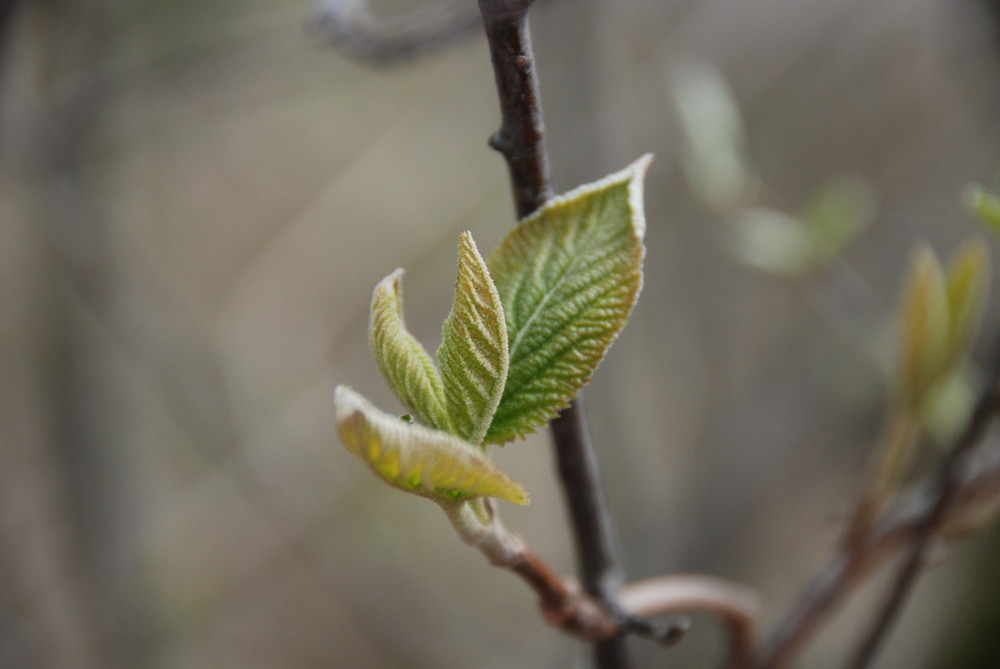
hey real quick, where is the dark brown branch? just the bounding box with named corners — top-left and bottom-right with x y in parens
top-left (310, 0), bottom-right (481, 65)
top-left (476, 2), bottom-right (630, 667)
top-left (551, 399), bottom-right (633, 667)
top-left (477, 0), bottom-right (552, 218)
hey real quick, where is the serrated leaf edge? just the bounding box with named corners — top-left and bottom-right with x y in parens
top-left (483, 154), bottom-right (652, 443)
top-left (369, 270), bottom-right (453, 432)
top-left (436, 232), bottom-right (509, 446)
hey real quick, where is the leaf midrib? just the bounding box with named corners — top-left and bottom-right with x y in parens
top-left (505, 208), bottom-right (618, 365)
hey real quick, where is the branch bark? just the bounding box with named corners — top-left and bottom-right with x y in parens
top-left (476, 2), bottom-right (630, 667)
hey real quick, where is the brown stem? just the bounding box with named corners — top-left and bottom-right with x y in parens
top-left (477, 3), bottom-right (630, 667)
top-left (477, 0), bottom-right (552, 218)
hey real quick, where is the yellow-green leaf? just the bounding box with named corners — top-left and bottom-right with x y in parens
top-left (370, 270), bottom-right (452, 432)
top-left (334, 386), bottom-right (529, 505)
top-left (436, 232), bottom-right (508, 445)
top-left (483, 155), bottom-right (651, 444)
top-left (897, 245), bottom-right (950, 413)
top-left (944, 238), bottom-right (989, 372)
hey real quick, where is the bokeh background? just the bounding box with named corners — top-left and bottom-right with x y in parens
top-left (3, 0), bottom-right (1000, 667)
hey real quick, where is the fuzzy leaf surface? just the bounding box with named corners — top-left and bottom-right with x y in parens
top-left (436, 232), bottom-right (508, 445)
top-left (334, 386), bottom-right (529, 505)
top-left (484, 155), bottom-right (651, 444)
top-left (369, 270), bottom-right (451, 431)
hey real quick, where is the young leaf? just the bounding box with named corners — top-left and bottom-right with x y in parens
top-left (897, 245), bottom-right (950, 414)
top-left (334, 385), bottom-right (529, 505)
top-left (944, 238), bottom-right (989, 371)
top-left (436, 232), bottom-right (509, 445)
top-left (370, 270), bottom-right (452, 432)
top-left (483, 155), bottom-right (651, 444)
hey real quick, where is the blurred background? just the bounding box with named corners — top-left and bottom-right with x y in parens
top-left (2, 0), bottom-right (1000, 667)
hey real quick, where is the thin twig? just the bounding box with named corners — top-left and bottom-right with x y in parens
top-left (552, 399), bottom-right (634, 666)
top-left (476, 3), bottom-right (631, 667)
top-left (310, 0), bottom-right (482, 65)
top-left (844, 344), bottom-right (1000, 669)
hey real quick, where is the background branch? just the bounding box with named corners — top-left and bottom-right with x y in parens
top-left (310, 0), bottom-right (482, 65)
top-left (844, 341), bottom-right (1000, 669)
top-left (759, 348), bottom-right (1000, 669)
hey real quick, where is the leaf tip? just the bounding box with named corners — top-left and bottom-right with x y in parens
top-left (626, 154), bottom-right (653, 241)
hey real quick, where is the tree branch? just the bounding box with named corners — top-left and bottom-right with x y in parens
top-left (310, 0), bottom-right (482, 65)
top-left (476, 3), bottom-right (630, 667)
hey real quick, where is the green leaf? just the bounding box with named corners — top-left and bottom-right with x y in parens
top-left (799, 175), bottom-right (875, 264)
top-left (436, 232), bottom-right (509, 445)
top-left (669, 62), bottom-right (753, 213)
top-left (483, 155), bottom-right (651, 444)
top-left (963, 184), bottom-right (1000, 232)
top-left (334, 385), bottom-right (529, 505)
top-left (369, 270), bottom-right (452, 432)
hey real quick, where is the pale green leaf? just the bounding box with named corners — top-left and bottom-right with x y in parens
top-left (483, 155), bottom-right (651, 444)
top-left (729, 207), bottom-right (813, 275)
top-left (670, 62), bottom-right (753, 212)
top-left (799, 175), bottom-right (875, 264)
top-left (963, 184), bottom-right (1000, 232)
top-left (369, 270), bottom-right (452, 432)
top-left (334, 385), bottom-right (529, 505)
top-left (436, 232), bottom-right (508, 445)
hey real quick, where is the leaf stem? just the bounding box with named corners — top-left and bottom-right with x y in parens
top-left (477, 3), bottom-right (631, 667)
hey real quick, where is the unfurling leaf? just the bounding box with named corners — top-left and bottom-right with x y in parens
top-left (483, 155), bottom-right (651, 444)
top-left (334, 385), bottom-right (529, 505)
top-left (437, 232), bottom-right (508, 445)
top-left (370, 270), bottom-right (452, 432)
top-left (896, 239), bottom-right (990, 415)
